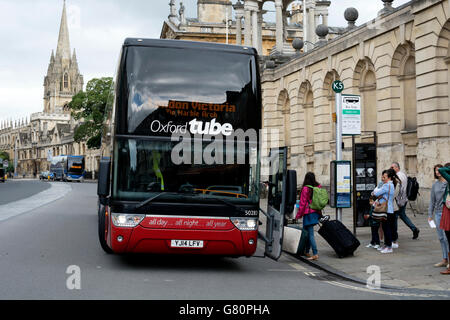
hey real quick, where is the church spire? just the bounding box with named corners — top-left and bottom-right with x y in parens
top-left (56, 0), bottom-right (71, 60)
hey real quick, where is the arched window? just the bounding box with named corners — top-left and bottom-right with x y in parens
top-left (64, 73), bottom-right (69, 89)
top-left (354, 59), bottom-right (377, 133)
top-left (276, 90), bottom-right (291, 148)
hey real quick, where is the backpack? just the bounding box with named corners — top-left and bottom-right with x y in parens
top-left (406, 176), bottom-right (419, 201)
top-left (306, 185), bottom-right (329, 211)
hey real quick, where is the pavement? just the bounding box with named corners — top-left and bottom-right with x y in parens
top-left (0, 181), bottom-right (72, 222)
top-left (0, 179), bottom-right (51, 205)
top-left (285, 206), bottom-right (450, 292)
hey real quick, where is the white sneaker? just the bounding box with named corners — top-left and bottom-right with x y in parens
top-left (373, 244), bottom-right (380, 249)
top-left (377, 246), bottom-right (385, 251)
top-left (366, 243), bottom-right (375, 248)
top-left (392, 242), bottom-right (399, 249)
top-left (381, 247), bottom-right (393, 254)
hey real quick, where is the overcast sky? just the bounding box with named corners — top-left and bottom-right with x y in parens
top-left (0, 0), bottom-right (410, 122)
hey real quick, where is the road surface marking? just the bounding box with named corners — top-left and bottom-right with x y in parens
top-left (288, 263), bottom-right (307, 271)
top-left (325, 281), bottom-right (449, 298)
top-left (268, 262), bottom-right (310, 272)
top-left (267, 269), bottom-right (304, 272)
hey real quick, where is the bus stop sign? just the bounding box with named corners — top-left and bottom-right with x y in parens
top-left (332, 80), bottom-right (344, 93)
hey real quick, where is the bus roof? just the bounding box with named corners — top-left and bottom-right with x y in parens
top-left (123, 38), bottom-right (258, 56)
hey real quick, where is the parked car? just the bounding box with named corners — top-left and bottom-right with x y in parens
top-left (39, 171), bottom-right (54, 181)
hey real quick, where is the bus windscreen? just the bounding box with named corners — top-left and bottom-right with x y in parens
top-left (113, 137), bottom-right (259, 203)
top-left (117, 46), bottom-right (260, 136)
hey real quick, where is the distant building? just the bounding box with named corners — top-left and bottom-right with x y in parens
top-left (0, 1), bottom-right (100, 178)
top-left (160, 0), bottom-right (345, 57)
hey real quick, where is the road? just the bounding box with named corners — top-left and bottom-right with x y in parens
top-left (0, 181), bottom-right (448, 300)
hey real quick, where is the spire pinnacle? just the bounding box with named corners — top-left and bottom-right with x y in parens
top-left (56, 0), bottom-right (71, 60)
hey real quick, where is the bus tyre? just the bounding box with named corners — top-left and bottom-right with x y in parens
top-left (98, 207), bottom-right (114, 254)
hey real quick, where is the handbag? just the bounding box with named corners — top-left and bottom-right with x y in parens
top-left (372, 184), bottom-right (390, 221)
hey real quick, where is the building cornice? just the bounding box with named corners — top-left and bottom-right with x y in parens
top-left (262, 3), bottom-right (415, 81)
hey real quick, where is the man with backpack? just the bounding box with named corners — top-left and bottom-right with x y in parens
top-left (391, 162), bottom-right (420, 242)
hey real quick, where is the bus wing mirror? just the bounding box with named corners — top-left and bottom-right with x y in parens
top-left (97, 159), bottom-right (111, 198)
top-left (285, 170), bottom-right (297, 214)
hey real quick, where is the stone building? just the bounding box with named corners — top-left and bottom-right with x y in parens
top-left (0, 1), bottom-right (100, 178)
top-left (160, 0), bottom-right (345, 57)
top-left (261, 0), bottom-right (450, 201)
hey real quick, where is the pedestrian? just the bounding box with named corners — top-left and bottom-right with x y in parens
top-left (372, 169), bottom-right (396, 254)
top-left (296, 172), bottom-right (322, 261)
top-left (390, 162), bottom-right (420, 242)
top-left (438, 163), bottom-right (450, 275)
top-left (365, 171), bottom-right (387, 249)
top-left (428, 164), bottom-right (449, 268)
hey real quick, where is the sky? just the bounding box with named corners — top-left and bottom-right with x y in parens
top-left (0, 0), bottom-right (411, 122)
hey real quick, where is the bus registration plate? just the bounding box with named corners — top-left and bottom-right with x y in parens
top-left (171, 240), bottom-right (204, 248)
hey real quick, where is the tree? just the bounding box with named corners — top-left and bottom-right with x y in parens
top-left (0, 151), bottom-right (9, 161)
top-left (69, 77), bottom-right (113, 149)
top-left (0, 151), bottom-right (13, 173)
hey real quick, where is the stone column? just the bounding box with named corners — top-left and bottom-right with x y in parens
top-left (257, 9), bottom-right (263, 54)
top-left (323, 14), bottom-right (329, 26)
top-left (233, 1), bottom-right (245, 46)
top-left (244, 9), bottom-right (252, 46)
top-left (252, 10), bottom-right (258, 51)
top-left (314, 14), bottom-right (321, 43)
top-left (308, 3), bottom-right (315, 46)
top-left (275, 0), bottom-right (284, 53)
top-left (236, 16), bottom-right (243, 45)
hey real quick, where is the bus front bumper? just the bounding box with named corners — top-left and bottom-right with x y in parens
top-left (108, 221), bottom-right (258, 257)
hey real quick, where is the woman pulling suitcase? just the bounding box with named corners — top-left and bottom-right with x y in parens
top-left (296, 172), bottom-right (322, 261)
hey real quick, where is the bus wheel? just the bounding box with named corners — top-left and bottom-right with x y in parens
top-left (98, 207), bottom-right (113, 254)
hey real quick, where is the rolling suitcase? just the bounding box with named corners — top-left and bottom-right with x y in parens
top-left (282, 224), bottom-right (310, 257)
top-left (318, 219), bottom-right (360, 258)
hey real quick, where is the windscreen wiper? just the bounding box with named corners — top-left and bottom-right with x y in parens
top-left (135, 192), bottom-right (166, 209)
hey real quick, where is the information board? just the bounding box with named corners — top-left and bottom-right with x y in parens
top-left (342, 95), bottom-right (361, 136)
top-left (330, 161), bottom-right (352, 208)
top-left (353, 143), bottom-right (377, 227)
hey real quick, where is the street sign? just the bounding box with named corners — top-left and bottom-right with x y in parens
top-left (342, 94), bottom-right (361, 135)
top-left (332, 80), bottom-right (344, 93)
top-left (3, 160), bottom-right (8, 168)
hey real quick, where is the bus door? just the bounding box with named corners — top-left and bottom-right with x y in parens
top-left (259, 147), bottom-right (297, 260)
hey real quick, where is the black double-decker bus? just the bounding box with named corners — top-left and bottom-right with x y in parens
top-left (97, 39), bottom-right (295, 258)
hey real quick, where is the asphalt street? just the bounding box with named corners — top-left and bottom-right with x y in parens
top-left (0, 181), bottom-right (449, 300)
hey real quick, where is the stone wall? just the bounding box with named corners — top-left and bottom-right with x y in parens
top-left (261, 0), bottom-right (450, 199)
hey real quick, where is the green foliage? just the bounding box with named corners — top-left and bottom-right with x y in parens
top-left (0, 151), bottom-right (10, 161)
top-left (0, 152), bottom-right (13, 172)
top-left (69, 77), bottom-right (114, 149)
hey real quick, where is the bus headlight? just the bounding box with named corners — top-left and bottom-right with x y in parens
top-left (231, 218), bottom-right (258, 231)
top-left (111, 213), bottom-right (145, 227)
